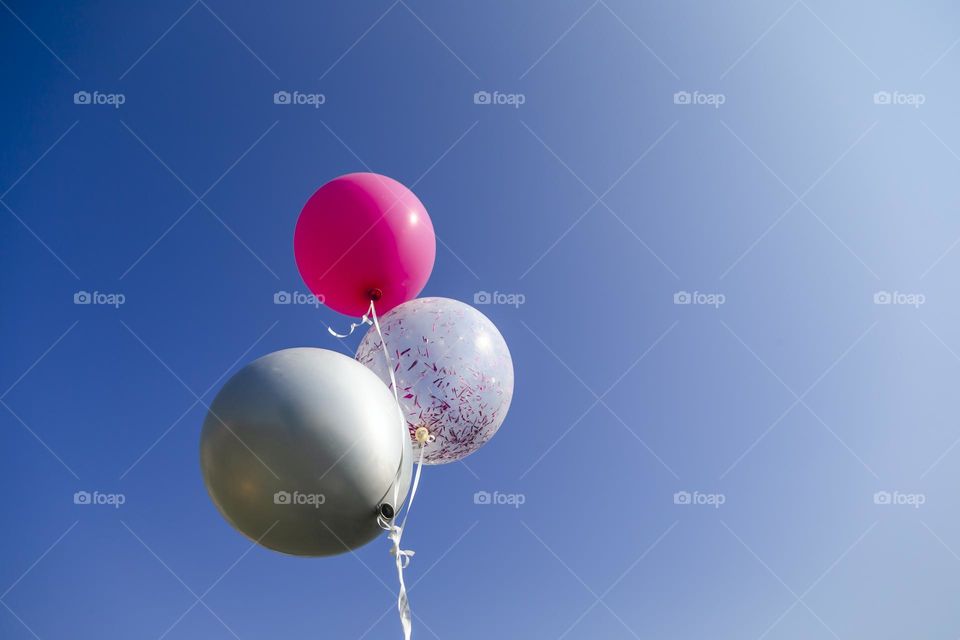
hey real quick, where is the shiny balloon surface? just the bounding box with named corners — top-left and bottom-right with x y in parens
top-left (200, 348), bottom-right (412, 556)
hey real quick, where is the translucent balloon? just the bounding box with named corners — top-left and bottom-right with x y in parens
top-left (356, 297), bottom-right (514, 464)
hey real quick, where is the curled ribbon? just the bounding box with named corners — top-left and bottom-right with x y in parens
top-left (382, 445), bottom-right (425, 639)
top-left (327, 306), bottom-right (373, 339)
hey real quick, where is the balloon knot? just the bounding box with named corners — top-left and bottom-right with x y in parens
top-left (414, 426), bottom-right (431, 445)
top-left (368, 288), bottom-right (383, 301)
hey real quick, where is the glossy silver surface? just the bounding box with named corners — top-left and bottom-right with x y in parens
top-left (200, 348), bottom-right (412, 556)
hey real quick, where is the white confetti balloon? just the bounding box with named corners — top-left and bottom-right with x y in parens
top-left (356, 297), bottom-right (514, 464)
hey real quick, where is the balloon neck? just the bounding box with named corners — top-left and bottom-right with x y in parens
top-left (414, 426), bottom-right (431, 445)
top-left (368, 288), bottom-right (383, 301)
top-left (379, 503), bottom-right (395, 520)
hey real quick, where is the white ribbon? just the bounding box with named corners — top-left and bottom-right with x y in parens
top-left (366, 300), bottom-right (426, 640)
top-left (327, 308), bottom-right (373, 338)
top-left (384, 446), bottom-right (425, 639)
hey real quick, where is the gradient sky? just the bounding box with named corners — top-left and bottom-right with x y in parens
top-left (4, 1), bottom-right (960, 638)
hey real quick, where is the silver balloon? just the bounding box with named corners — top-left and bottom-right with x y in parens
top-left (200, 347), bottom-right (412, 557)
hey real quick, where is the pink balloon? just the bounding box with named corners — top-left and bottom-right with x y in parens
top-left (294, 173), bottom-right (436, 317)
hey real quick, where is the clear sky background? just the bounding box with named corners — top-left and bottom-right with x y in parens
top-left (4, 1), bottom-right (960, 638)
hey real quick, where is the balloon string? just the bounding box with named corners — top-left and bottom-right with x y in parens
top-left (386, 446), bottom-right (424, 640)
top-left (327, 308), bottom-right (373, 338)
top-left (368, 299), bottom-right (424, 640)
top-left (368, 300), bottom-right (407, 512)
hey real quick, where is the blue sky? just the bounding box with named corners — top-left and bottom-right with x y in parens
top-left (4, 1), bottom-right (960, 638)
